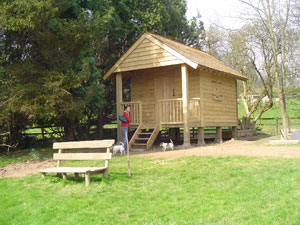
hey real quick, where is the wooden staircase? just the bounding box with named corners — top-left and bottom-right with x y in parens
top-left (129, 124), bottom-right (160, 151)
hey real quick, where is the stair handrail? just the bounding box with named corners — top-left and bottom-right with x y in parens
top-left (146, 124), bottom-right (160, 150)
top-left (129, 123), bottom-right (143, 150)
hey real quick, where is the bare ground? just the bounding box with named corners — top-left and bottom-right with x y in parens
top-left (1, 136), bottom-right (299, 178)
top-left (137, 136), bottom-right (300, 159)
top-left (0, 159), bottom-right (55, 178)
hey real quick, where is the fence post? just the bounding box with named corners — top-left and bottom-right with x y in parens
top-left (275, 117), bottom-right (279, 135)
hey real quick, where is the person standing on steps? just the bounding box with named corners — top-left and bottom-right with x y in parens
top-left (121, 105), bottom-right (131, 153)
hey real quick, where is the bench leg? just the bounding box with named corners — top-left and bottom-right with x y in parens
top-left (74, 173), bottom-right (79, 179)
top-left (103, 168), bottom-right (108, 178)
top-left (62, 173), bottom-right (67, 180)
top-left (41, 172), bottom-right (46, 179)
top-left (85, 172), bottom-right (90, 187)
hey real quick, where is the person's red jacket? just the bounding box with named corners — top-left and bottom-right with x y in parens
top-left (121, 111), bottom-right (131, 127)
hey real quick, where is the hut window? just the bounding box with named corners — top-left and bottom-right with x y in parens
top-left (212, 78), bottom-right (223, 101)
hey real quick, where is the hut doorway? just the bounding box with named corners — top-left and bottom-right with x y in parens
top-left (155, 76), bottom-right (175, 100)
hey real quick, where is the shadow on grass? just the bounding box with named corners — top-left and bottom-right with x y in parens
top-left (45, 171), bottom-right (140, 186)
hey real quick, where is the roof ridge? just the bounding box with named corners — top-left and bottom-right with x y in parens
top-left (147, 32), bottom-right (247, 80)
top-left (148, 32), bottom-right (236, 70)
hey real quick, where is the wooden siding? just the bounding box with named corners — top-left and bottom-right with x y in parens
top-left (116, 38), bottom-right (183, 73)
top-left (130, 66), bottom-right (182, 125)
top-left (188, 67), bottom-right (200, 98)
top-left (130, 69), bottom-right (156, 124)
top-left (130, 65), bottom-right (238, 127)
top-left (201, 70), bottom-right (238, 126)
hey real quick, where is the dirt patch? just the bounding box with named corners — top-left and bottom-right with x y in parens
top-left (135, 137), bottom-right (300, 159)
top-left (0, 159), bottom-right (55, 178)
top-left (1, 137), bottom-right (300, 178)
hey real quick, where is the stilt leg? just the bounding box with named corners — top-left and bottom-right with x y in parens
top-left (215, 127), bottom-right (223, 143)
top-left (197, 127), bottom-right (205, 146)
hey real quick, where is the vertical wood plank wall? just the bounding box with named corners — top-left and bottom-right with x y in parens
top-left (131, 65), bottom-right (182, 125)
top-left (130, 65), bottom-right (238, 127)
top-left (201, 70), bottom-right (238, 126)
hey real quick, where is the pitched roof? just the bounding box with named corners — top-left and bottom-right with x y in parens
top-left (103, 32), bottom-right (247, 81)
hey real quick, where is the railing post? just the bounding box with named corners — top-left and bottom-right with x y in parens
top-left (275, 117), bottom-right (279, 135)
top-left (116, 73), bottom-right (122, 142)
top-left (181, 64), bottom-right (190, 147)
top-left (139, 102), bottom-right (142, 124)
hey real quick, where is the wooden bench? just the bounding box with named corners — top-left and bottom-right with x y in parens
top-left (40, 140), bottom-right (114, 187)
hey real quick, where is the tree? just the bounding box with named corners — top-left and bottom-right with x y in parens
top-left (0, 0), bottom-right (205, 144)
top-left (239, 0), bottom-right (292, 139)
top-left (202, 24), bottom-right (275, 130)
top-left (230, 25), bottom-right (274, 130)
top-left (0, 0), bottom-right (105, 141)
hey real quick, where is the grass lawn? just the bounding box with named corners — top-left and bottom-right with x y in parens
top-left (238, 98), bottom-right (300, 118)
top-left (1, 155), bottom-right (300, 224)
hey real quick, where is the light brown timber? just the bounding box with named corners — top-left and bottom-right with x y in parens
top-left (116, 73), bottom-right (123, 142)
top-left (181, 64), bottom-right (190, 146)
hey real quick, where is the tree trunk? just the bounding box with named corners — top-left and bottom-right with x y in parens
top-left (9, 113), bottom-right (23, 146)
top-left (262, 0), bottom-right (291, 139)
top-left (63, 117), bottom-right (76, 141)
top-left (96, 107), bottom-right (103, 139)
top-left (277, 83), bottom-right (290, 139)
top-left (239, 116), bottom-right (255, 130)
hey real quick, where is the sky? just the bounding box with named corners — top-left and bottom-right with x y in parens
top-left (186, 0), bottom-right (247, 29)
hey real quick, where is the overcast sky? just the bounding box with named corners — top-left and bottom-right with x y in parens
top-left (186, 0), bottom-right (247, 29)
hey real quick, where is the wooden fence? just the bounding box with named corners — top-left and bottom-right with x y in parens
top-left (21, 117), bottom-right (300, 140)
top-left (255, 117), bottom-right (300, 135)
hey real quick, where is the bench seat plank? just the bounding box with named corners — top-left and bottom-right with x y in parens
top-left (53, 153), bottom-right (111, 161)
top-left (53, 140), bottom-right (115, 149)
top-left (40, 167), bottom-right (107, 173)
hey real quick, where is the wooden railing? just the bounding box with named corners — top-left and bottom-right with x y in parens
top-left (189, 98), bottom-right (201, 122)
top-left (159, 98), bottom-right (183, 124)
top-left (121, 101), bottom-right (142, 125)
top-left (159, 98), bottom-right (201, 124)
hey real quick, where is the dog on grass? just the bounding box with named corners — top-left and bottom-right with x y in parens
top-left (112, 142), bottom-right (125, 155)
top-left (160, 139), bottom-right (174, 151)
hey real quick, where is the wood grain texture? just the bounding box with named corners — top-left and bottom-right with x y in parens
top-left (181, 64), bottom-right (190, 146)
top-left (116, 73), bottom-right (122, 142)
top-left (40, 167), bottom-right (107, 173)
top-left (53, 153), bottom-right (112, 161)
top-left (53, 140), bottom-right (115, 149)
top-left (201, 70), bottom-right (238, 126)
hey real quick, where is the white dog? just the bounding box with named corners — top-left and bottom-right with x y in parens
top-left (112, 142), bottom-right (125, 155)
top-left (160, 139), bottom-right (174, 151)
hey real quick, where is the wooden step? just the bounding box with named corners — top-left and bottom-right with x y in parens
top-left (130, 148), bottom-right (146, 152)
top-left (135, 138), bottom-right (149, 140)
top-left (133, 143), bottom-right (147, 146)
top-left (129, 124), bottom-right (160, 151)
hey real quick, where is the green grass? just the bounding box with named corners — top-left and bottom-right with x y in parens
top-left (103, 123), bottom-right (117, 129)
top-left (238, 98), bottom-right (300, 118)
top-left (0, 147), bottom-right (53, 167)
top-left (1, 155), bottom-right (300, 224)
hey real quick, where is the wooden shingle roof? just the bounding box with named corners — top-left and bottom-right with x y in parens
top-left (103, 32), bottom-right (247, 81)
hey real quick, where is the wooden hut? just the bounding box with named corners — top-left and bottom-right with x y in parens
top-left (103, 32), bottom-right (247, 150)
